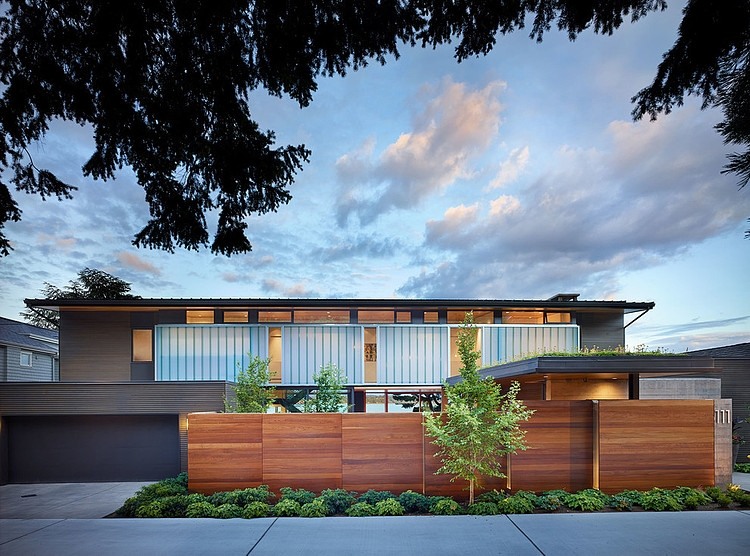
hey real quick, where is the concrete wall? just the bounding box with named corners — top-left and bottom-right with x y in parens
top-left (639, 378), bottom-right (722, 400)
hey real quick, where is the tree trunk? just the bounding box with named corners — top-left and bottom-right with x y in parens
top-left (469, 478), bottom-right (474, 505)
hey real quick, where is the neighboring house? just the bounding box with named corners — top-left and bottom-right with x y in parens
top-left (0, 317), bottom-right (59, 382)
top-left (5, 293), bottom-right (714, 484)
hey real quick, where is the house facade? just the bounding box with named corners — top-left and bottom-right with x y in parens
top-left (1, 294), bottom-right (658, 483)
top-left (0, 317), bottom-right (59, 382)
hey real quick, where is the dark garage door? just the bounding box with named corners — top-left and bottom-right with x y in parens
top-left (7, 415), bottom-right (179, 483)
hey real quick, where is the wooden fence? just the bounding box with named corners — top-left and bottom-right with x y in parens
top-left (188, 399), bottom-right (716, 497)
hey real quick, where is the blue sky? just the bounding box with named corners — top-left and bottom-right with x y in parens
top-left (1, 3), bottom-right (748, 351)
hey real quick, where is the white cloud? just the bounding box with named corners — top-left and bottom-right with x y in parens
top-left (488, 146), bottom-right (530, 189)
top-left (116, 252), bottom-right (161, 276)
top-left (399, 104), bottom-right (750, 299)
top-left (335, 78), bottom-right (506, 225)
top-left (261, 279), bottom-right (319, 298)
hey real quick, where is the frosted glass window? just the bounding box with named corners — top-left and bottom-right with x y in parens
top-left (282, 325), bottom-right (363, 384)
top-left (358, 310), bottom-right (394, 323)
top-left (186, 310), bottom-right (214, 323)
top-left (224, 311), bottom-right (248, 323)
top-left (132, 329), bottom-right (153, 362)
top-left (377, 326), bottom-right (449, 384)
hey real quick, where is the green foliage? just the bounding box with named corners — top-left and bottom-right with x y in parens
top-left (734, 462), bottom-right (750, 473)
top-left (640, 488), bottom-right (684, 512)
top-left (715, 493), bottom-right (732, 508)
top-left (214, 503), bottom-right (243, 518)
top-left (467, 501), bottom-right (499, 515)
top-left (117, 476), bottom-right (189, 517)
top-left (21, 268), bottom-right (138, 329)
top-left (671, 487), bottom-right (712, 509)
top-left (346, 502), bottom-right (376, 517)
top-left (475, 489), bottom-right (508, 504)
top-left (497, 494), bottom-right (535, 514)
top-left (430, 498), bottom-right (461, 515)
top-left (318, 489), bottom-right (356, 514)
top-left (398, 490), bottom-right (432, 513)
top-left (147, 494), bottom-right (205, 518)
top-left (225, 357), bottom-right (274, 413)
top-left (424, 312), bottom-right (535, 504)
top-left (230, 485), bottom-right (274, 506)
top-left (273, 498), bottom-right (302, 517)
top-left (565, 489), bottom-right (609, 512)
top-left (186, 501), bottom-right (217, 518)
top-left (305, 363), bottom-right (348, 412)
top-left (300, 499), bottom-right (329, 517)
top-left (358, 489), bottom-right (396, 505)
top-left (704, 486), bottom-right (724, 502)
top-left (135, 500), bottom-right (165, 518)
top-left (242, 501), bottom-right (271, 518)
top-left (537, 490), bottom-right (572, 511)
top-left (375, 498), bottom-right (404, 516)
top-left (279, 487), bottom-right (316, 506)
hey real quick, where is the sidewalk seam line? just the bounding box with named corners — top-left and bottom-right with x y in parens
top-left (246, 517), bottom-right (278, 554)
top-left (0, 518), bottom-right (65, 547)
top-left (506, 515), bottom-right (545, 555)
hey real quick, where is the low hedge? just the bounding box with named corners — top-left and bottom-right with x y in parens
top-left (117, 475), bottom-right (750, 519)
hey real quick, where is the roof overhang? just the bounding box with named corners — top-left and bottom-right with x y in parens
top-left (24, 297), bottom-right (656, 313)
top-left (446, 356), bottom-right (717, 385)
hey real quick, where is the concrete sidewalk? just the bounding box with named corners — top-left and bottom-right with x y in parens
top-left (1, 478), bottom-right (749, 555)
top-left (1, 512), bottom-right (749, 555)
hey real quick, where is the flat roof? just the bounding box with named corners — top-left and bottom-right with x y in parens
top-left (25, 297), bottom-right (655, 313)
top-left (446, 356), bottom-right (716, 384)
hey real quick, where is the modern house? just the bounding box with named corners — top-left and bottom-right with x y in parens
top-left (0, 294), bottom-right (730, 484)
top-left (0, 317), bottom-right (59, 382)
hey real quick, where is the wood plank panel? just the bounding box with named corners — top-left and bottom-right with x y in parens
top-left (342, 413), bottom-right (424, 493)
top-left (262, 413), bottom-right (342, 493)
top-left (597, 400), bottom-right (714, 492)
top-left (509, 400), bottom-right (593, 493)
top-left (188, 413), bottom-right (262, 494)
top-left (423, 413), bottom-right (507, 500)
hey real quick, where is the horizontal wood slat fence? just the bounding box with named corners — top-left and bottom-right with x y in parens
top-left (188, 400), bottom-right (716, 498)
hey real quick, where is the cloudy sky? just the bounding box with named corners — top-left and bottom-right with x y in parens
top-left (1, 3), bottom-right (748, 352)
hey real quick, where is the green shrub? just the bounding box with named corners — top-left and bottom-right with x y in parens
top-left (498, 494), bottom-right (534, 514)
top-left (609, 494), bottom-right (635, 511)
top-left (207, 491), bottom-right (233, 506)
top-left (704, 486), bottom-right (723, 502)
top-left (154, 494), bottom-right (205, 518)
top-left (279, 487), bottom-right (316, 506)
top-left (358, 489), bottom-right (396, 505)
top-left (398, 490), bottom-right (432, 513)
top-left (671, 487), bottom-right (711, 509)
top-left (565, 489), bottom-right (608, 512)
top-left (430, 498), bottom-right (461, 515)
top-left (228, 485), bottom-right (274, 506)
top-left (734, 462), bottom-right (750, 473)
top-left (467, 501), bottom-right (499, 515)
top-left (273, 498), bottom-right (302, 517)
top-left (513, 490), bottom-right (540, 505)
top-left (611, 490), bottom-right (644, 508)
top-left (186, 501), bottom-right (217, 518)
top-left (475, 489), bottom-right (508, 505)
top-left (318, 489), bottom-right (356, 514)
top-left (346, 502), bottom-right (376, 517)
top-left (715, 493), bottom-right (732, 508)
top-left (375, 498), bottom-right (404, 516)
top-left (117, 477), bottom-right (189, 516)
top-left (135, 500), bottom-right (165, 518)
top-left (537, 490), bottom-right (570, 512)
top-left (640, 488), bottom-right (683, 511)
top-left (242, 501), bottom-right (271, 518)
top-left (161, 472), bottom-right (189, 489)
top-left (300, 499), bottom-right (329, 517)
top-left (214, 503), bottom-right (243, 518)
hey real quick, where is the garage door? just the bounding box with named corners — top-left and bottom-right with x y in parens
top-left (7, 415), bottom-right (179, 483)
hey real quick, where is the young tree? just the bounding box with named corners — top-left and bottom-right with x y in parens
top-left (305, 363), bottom-right (348, 413)
top-left (3, 1), bottom-right (747, 257)
top-left (424, 312), bottom-right (534, 504)
top-left (225, 356), bottom-right (274, 413)
top-left (21, 267), bottom-right (138, 329)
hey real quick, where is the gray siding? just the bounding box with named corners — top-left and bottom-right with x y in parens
top-left (1, 345), bottom-right (55, 381)
top-left (60, 311), bottom-right (131, 381)
top-left (578, 311), bottom-right (625, 349)
top-left (716, 358), bottom-right (750, 462)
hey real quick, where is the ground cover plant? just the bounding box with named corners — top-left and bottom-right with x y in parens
top-left (116, 474), bottom-right (750, 519)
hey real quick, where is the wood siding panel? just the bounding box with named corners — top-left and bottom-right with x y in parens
top-left (60, 311), bottom-right (130, 381)
top-left (342, 413), bottom-right (424, 493)
top-left (578, 312), bottom-right (624, 350)
top-left (262, 414), bottom-right (342, 493)
top-left (188, 413), bottom-right (262, 493)
top-left (509, 401), bottom-right (593, 492)
top-left (597, 400), bottom-right (714, 492)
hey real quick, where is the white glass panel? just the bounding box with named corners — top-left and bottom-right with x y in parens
top-left (377, 326), bottom-right (449, 384)
top-left (281, 325), bottom-right (363, 385)
top-left (480, 325), bottom-right (579, 366)
top-left (155, 325), bottom-right (268, 381)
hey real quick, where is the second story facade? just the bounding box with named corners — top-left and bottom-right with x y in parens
top-left (26, 294), bottom-right (653, 390)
